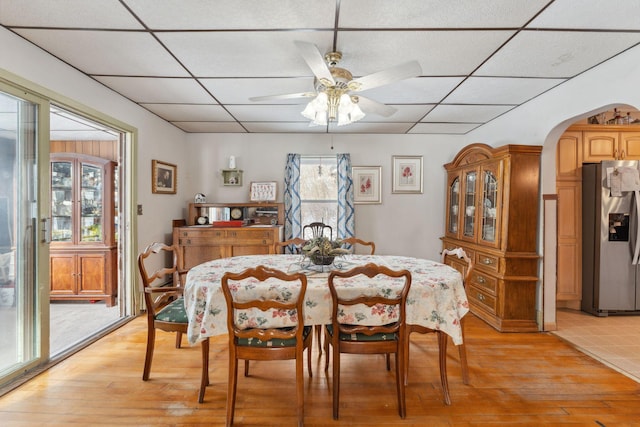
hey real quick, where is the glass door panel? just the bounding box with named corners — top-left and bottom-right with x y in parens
top-left (481, 170), bottom-right (498, 243)
top-left (51, 161), bottom-right (72, 242)
top-left (80, 163), bottom-right (102, 242)
top-left (448, 177), bottom-right (460, 234)
top-left (0, 87), bottom-right (40, 379)
top-left (462, 170), bottom-right (477, 239)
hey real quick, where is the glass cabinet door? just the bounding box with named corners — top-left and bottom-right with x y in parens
top-left (462, 170), bottom-right (477, 239)
top-left (447, 177), bottom-right (460, 234)
top-left (480, 161), bottom-right (502, 246)
top-left (80, 163), bottom-right (103, 242)
top-left (51, 161), bottom-right (73, 242)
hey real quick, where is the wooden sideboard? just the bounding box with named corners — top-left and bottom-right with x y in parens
top-left (173, 202), bottom-right (284, 273)
top-left (442, 143), bottom-right (542, 332)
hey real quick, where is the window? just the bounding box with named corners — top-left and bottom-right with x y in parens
top-left (300, 156), bottom-right (337, 236)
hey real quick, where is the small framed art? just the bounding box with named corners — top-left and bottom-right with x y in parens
top-left (392, 155), bottom-right (423, 194)
top-left (249, 181), bottom-right (277, 202)
top-left (152, 160), bottom-right (177, 194)
top-left (353, 166), bottom-right (382, 204)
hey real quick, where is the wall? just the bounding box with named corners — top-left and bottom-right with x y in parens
top-left (186, 133), bottom-right (466, 261)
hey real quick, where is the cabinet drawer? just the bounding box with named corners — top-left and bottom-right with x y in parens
top-left (475, 251), bottom-right (499, 273)
top-left (467, 284), bottom-right (496, 314)
top-left (178, 229), bottom-right (226, 239)
top-left (226, 229), bottom-right (275, 240)
top-left (469, 270), bottom-right (497, 294)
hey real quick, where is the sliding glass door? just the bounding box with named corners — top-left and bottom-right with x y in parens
top-left (0, 85), bottom-right (46, 380)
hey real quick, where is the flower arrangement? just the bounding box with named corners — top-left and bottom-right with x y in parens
top-left (302, 236), bottom-right (350, 265)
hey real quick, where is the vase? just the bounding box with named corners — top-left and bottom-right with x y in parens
top-left (311, 255), bottom-right (335, 266)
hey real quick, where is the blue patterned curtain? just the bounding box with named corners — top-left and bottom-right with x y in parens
top-left (283, 154), bottom-right (302, 253)
top-left (337, 153), bottom-right (355, 240)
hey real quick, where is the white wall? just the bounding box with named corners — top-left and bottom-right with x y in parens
top-left (187, 133), bottom-right (466, 261)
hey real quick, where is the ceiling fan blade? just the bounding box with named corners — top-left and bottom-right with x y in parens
top-left (294, 40), bottom-right (335, 85)
top-left (351, 61), bottom-right (422, 92)
top-left (249, 92), bottom-right (316, 102)
top-left (356, 96), bottom-right (397, 117)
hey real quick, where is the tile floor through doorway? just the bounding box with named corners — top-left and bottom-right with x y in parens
top-left (553, 308), bottom-right (640, 383)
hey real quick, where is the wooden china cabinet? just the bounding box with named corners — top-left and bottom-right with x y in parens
top-left (49, 153), bottom-right (117, 306)
top-left (442, 143), bottom-right (542, 332)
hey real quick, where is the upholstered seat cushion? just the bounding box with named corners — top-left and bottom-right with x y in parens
top-left (237, 325), bottom-right (312, 347)
top-left (154, 297), bottom-right (188, 323)
top-left (326, 324), bottom-right (398, 342)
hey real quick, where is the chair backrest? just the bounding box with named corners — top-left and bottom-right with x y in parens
top-left (441, 247), bottom-right (473, 284)
top-left (138, 242), bottom-right (185, 314)
top-left (221, 265), bottom-right (308, 344)
top-left (341, 237), bottom-right (376, 255)
top-left (274, 237), bottom-right (307, 254)
top-left (328, 263), bottom-right (411, 337)
top-left (303, 222), bottom-right (333, 240)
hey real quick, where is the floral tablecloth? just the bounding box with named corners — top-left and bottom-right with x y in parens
top-left (184, 254), bottom-right (469, 345)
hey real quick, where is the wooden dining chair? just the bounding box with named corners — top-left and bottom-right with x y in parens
top-left (341, 236), bottom-right (376, 255)
top-left (138, 242), bottom-right (210, 403)
top-left (221, 265), bottom-right (312, 427)
top-left (303, 221), bottom-right (332, 240)
top-left (274, 237), bottom-right (307, 254)
top-left (325, 263), bottom-right (412, 419)
top-left (403, 247), bottom-right (472, 406)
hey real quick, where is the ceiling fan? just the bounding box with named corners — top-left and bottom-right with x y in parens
top-left (249, 41), bottom-right (422, 126)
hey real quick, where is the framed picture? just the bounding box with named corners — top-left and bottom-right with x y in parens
top-left (392, 155), bottom-right (423, 194)
top-left (152, 160), bottom-right (177, 194)
top-left (250, 181), bottom-right (277, 202)
top-left (352, 166), bottom-right (382, 204)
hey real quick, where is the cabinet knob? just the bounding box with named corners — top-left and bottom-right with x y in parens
top-left (482, 258), bottom-right (493, 265)
top-left (478, 293), bottom-right (485, 301)
top-left (477, 275), bottom-right (486, 284)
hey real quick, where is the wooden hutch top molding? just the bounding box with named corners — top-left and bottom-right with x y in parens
top-left (446, 143), bottom-right (542, 169)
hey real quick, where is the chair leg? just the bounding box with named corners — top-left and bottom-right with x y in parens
top-left (459, 320), bottom-right (470, 385)
top-left (142, 327), bottom-right (155, 381)
top-left (324, 328), bottom-right (330, 371)
top-left (198, 338), bottom-right (210, 403)
top-left (386, 353), bottom-right (391, 371)
top-left (437, 331), bottom-right (452, 405)
top-left (332, 341), bottom-right (340, 420)
top-left (296, 347), bottom-right (305, 427)
top-left (244, 359), bottom-right (250, 377)
top-left (315, 325), bottom-right (323, 358)
top-left (307, 341), bottom-right (313, 378)
top-left (175, 331), bottom-right (182, 349)
top-left (226, 350), bottom-right (238, 427)
top-left (404, 330), bottom-right (411, 386)
top-left (395, 349), bottom-right (406, 419)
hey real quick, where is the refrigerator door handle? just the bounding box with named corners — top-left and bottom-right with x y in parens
top-left (632, 190), bottom-right (640, 265)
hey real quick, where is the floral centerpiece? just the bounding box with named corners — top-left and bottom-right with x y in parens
top-left (302, 236), bottom-right (350, 265)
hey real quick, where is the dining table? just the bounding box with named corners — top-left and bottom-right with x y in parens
top-left (184, 254), bottom-right (469, 347)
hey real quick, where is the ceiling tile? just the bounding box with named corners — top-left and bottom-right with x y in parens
top-left (358, 77), bottom-right (464, 104)
top-left (0, 0), bottom-right (143, 28)
top-left (12, 29), bottom-right (188, 76)
top-left (140, 104), bottom-right (235, 121)
top-left (93, 77), bottom-right (215, 103)
top-left (156, 31), bottom-right (335, 77)
top-left (423, 105), bottom-right (514, 123)
top-left (125, 0), bottom-right (336, 29)
top-left (409, 123), bottom-right (481, 134)
top-left (361, 105), bottom-right (435, 122)
top-left (529, 0), bottom-right (640, 30)
top-left (340, 0), bottom-right (550, 28)
top-left (476, 30), bottom-right (640, 78)
top-left (443, 77), bottom-right (565, 105)
top-left (243, 122), bottom-right (327, 133)
top-left (171, 122), bottom-right (246, 133)
top-left (328, 122), bottom-right (414, 134)
top-left (226, 105), bottom-right (308, 122)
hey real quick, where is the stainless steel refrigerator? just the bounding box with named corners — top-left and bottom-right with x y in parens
top-left (582, 160), bottom-right (640, 316)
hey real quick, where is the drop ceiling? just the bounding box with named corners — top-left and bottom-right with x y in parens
top-left (2, 0), bottom-right (640, 134)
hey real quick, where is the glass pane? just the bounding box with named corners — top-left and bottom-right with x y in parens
top-left (300, 156), bottom-right (338, 234)
top-left (463, 171), bottom-right (476, 238)
top-left (51, 161), bottom-right (72, 242)
top-left (448, 177), bottom-right (459, 234)
top-left (0, 89), bottom-right (39, 376)
top-left (80, 164), bottom-right (102, 242)
top-left (481, 170), bottom-right (498, 242)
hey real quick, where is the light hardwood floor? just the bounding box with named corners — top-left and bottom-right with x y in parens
top-left (1, 313), bottom-right (639, 426)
